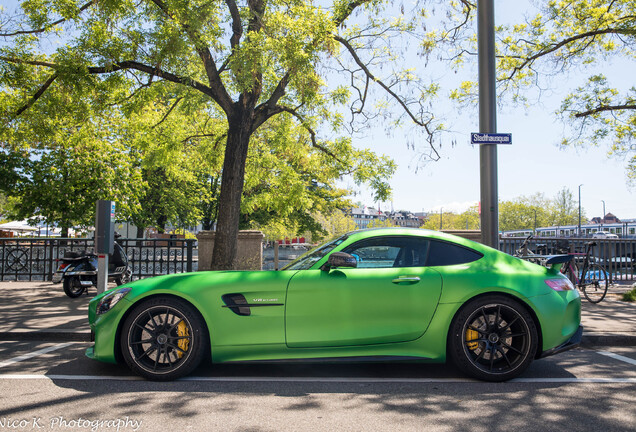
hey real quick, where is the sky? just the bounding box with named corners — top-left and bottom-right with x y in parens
top-left (350, 0), bottom-right (635, 221)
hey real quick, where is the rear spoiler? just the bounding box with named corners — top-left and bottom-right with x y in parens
top-left (544, 254), bottom-right (573, 272)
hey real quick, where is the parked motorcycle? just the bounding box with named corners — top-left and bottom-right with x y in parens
top-left (56, 238), bottom-right (132, 298)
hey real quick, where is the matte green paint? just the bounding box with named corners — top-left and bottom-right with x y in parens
top-left (87, 228), bottom-right (581, 367)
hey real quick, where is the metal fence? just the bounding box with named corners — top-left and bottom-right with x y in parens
top-left (0, 237), bottom-right (197, 282)
top-left (500, 237), bottom-right (636, 283)
top-left (3, 235), bottom-right (633, 284)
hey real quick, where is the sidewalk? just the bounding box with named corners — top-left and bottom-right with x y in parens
top-left (0, 281), bottom-right (635, 346)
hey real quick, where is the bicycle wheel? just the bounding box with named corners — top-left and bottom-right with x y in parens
top-left (581, 263), bottom-right (609, 303)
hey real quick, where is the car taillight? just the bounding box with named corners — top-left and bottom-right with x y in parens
top-left (545, 279), bottom-right (575, 291)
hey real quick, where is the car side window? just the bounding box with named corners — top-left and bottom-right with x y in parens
top-left (349, 245), bottom-right (400, 268)
top-left (425, 240), bottom-right (483, 266)
top-left (343, 237), bottom-right (430, 269)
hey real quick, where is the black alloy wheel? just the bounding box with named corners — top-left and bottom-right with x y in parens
top-left (120, 296), bottom-right (207, 380)
top-left (449, 295), bottom-right (538, 382)
top-left (63, 276), bottom-right (85, 298)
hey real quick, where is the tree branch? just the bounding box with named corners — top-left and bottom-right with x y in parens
top-left (503, 27), bottom-right (634, 81)
top-left (267, 105), bottom-right (343, 163)
top-left (0, 1), bottom-right (95, 37)
top-left (15, 73), bottom-right (58, 116)
top-left (147, 0), bottom-right (234, 114)
top-left (332, 0), bottom-right (371, 27)
top-left (574, 103), bottom-right (636, 118)
top-left (1, 56), bottom-right (218, 106)
top-left (334, 35), bottom-right (430, 129)
top-left (225, 0), bottom-right (243, 49)
top-left (153, 97), bottom-right (183, 128)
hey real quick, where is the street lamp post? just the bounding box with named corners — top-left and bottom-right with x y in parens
top-left (601, 200), bottom-right (606, 230)
top-left (439, 207), bottom-right (443, 230)
top-left (578, 184), bottom-right (583, 237)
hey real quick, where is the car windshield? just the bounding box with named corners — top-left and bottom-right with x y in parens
top-left (282, 235), bottom-right (348, 270)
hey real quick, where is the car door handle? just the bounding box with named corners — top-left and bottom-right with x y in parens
top-left (392, 276), bottom-right (421, 285)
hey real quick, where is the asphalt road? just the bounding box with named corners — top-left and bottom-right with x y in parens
top-left (0, 342), bottom-right (635, 432)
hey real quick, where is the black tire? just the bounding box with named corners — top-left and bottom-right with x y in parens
top-left (120, 296), bottom-right (208, 381)
top-left (581, 264), bottom-right (609, 303)
top-left (449, 295), bottom-right (538, 382)
top-left (115, 268), bottom-right (132, 286)
top-left (63, 276), bottom-right (85, 298)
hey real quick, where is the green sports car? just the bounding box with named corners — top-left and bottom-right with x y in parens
top-left (87, 228), bottom-right (582, 382)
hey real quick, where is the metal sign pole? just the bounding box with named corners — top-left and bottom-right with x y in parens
top-left (95, 200), bottom-right (115, 295)
top-left (478, 0), bottom-right (499, 248)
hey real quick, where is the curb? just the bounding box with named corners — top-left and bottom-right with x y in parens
top-left (581, 334), bottom-right (636, 347)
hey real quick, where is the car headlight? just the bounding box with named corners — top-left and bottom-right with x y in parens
top-left (96, 287), bottom-right (132, 315)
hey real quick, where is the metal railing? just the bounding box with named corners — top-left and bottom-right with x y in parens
top-left (500, 237), bottom-right (636, 283)
top-left (0, 237), bottom-right (197, 282)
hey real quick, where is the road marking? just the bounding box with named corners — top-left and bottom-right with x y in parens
top-left (0, 374), bottom-right (635, 384)
top-left (0, 343), bottom-right (74, 369)
top-left (597, 351), bottom-right (636, 367)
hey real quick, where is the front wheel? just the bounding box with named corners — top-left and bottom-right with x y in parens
top-left (120, 296), bottom-right (208, 381)
top-left (63, 276), bottom-right (85, 298)
top-left (449, 295), bottom-right (538, 382)
top-left (581, 264), bottom-right (609, 303)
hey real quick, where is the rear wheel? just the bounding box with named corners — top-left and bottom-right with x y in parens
top-left (120, 296), bottom-right (207, 381)
top-left (581, 264), bottom-right (609, 303)
top-left (63, 276), bottom-right (85, 298)
top-left (449, 295), bottom-right (538, 382)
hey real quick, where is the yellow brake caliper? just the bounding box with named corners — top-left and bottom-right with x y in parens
top-left (466, 328), bottom-right (479, 351)
top-left (177, 321), bottom-right (190, 358)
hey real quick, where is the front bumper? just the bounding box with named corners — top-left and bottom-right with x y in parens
top-left (540, 325), bottom-right (583, 358)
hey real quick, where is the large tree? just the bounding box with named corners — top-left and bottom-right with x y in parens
top-left (1, 0), bottom-right (441, 269)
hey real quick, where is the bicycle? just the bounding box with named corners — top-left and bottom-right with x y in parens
top-left (560, 241), bottom-right (609, 303)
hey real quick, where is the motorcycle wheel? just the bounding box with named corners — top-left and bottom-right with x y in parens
top-left (63, 276), bottom-right (85, 298)
top-left (115, 268), bottom-right (132, 286)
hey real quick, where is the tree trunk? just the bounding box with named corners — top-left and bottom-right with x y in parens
top-left (210, 110), bottom-right (252, 270)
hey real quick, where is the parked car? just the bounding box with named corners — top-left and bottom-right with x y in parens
top-left (87, 228), bottom-right (581, 382)
top-left (592, 231), bottom-right (619, 239)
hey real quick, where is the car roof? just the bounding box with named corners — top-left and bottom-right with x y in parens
top-left (341, 227), bottom-right (492, 253)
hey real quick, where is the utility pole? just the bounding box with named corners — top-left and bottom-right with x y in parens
top-left (601, 200), bottom-right (606, 230)
top-left (478, 0), bottom-right (499, 248)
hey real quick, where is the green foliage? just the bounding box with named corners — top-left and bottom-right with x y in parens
top-left (0, 0), bottom-right (443, 264)
top-left (499, 188), bottom-right (582, 232)
top-left (367, 218), bottom-right (396, 229)
top-left (422, 205), bottom-right (480, 231)
top-left (622, 287), bottom-right (636, 302)
top-left (420, 189), bottom-right (582, 233)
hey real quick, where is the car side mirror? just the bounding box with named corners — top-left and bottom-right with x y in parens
top-left (321, 252), bottom-right (357, 271)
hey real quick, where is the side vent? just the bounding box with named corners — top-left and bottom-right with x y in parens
top-left (222, 294), bottom-right (251, 316)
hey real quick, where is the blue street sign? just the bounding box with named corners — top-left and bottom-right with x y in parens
top-left (471, 132), bottom-right (512, 145)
